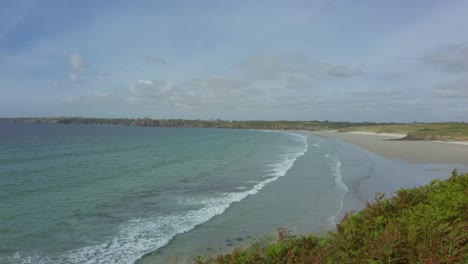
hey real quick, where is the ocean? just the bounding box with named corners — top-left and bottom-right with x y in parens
top-left (3, 123), bottom-right (460, 264)
top-left (0, 123), bottom-right (348, 263)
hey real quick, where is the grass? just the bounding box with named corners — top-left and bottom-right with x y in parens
top-left (194, 171), bottom-right (468, 264)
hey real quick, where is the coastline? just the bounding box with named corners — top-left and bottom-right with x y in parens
top-left (307, 130), bottom-right (468, 164)
top-left (300, 130), bottom-right (468, 221)
top-left (137, 131), bottom-right (353, 263)
top-left (346, 131), bottom-right (468, 147)
top-left (137, 130), bottom-right (468, 263)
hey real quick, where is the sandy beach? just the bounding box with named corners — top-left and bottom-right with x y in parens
top-left (301, 130), bottom-right (468, 220)
top-left (308, 131), bottom-right (468, 164)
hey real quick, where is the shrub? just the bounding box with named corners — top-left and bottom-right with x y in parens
top-left (197, 171), bottom-right (467, 264)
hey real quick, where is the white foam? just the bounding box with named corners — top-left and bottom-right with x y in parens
top-left (64, 205), bottom-right (233, 264)
top-left (310, 140), bottom-right (324, 152)
top-left (8, 131), bottom-right (310, 264)
top-left (247, 180), bottom-right (261, 183)
top-left (324, 152), bottom-right (348, 227)
top-left (330, 153), bottom-right (348, 193)
top-left (6, 252), bottom-right (53, 264)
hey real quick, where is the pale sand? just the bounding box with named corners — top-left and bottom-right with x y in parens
top-left (347, 131), bottom-right (407, 138)
top-left (347, 131), bottom-right (468, 146)
top-left (438, 141), bottom-right (468, 146)
top-left (307, 131), bottom-right (468, 164)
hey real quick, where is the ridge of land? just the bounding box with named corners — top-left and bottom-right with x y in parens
top-left (1, 117), bottom-right (468, 142)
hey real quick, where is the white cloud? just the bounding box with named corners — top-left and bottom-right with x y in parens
top-left (130, 80), bottom-right (175, 99)
top-left (57, 50), bottom-right (464, 121)
top-left (63, 53), bottom-right (365, 116)
top-left (235, 53), bottom-right (362, 81)
top-left (69, 53), bottom-right (87, 69)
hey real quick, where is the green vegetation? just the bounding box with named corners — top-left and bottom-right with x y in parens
top-left (0, 117), bottom-right (360, 130)
top-left (195, 171), bottom-right (467, 264)
top-left (1, 117), bottom-right (468, 141)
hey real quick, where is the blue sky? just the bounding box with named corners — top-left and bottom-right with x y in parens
top-left (1, 0), bottom-right (468, 121)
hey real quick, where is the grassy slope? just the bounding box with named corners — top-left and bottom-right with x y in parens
top-left (196, 171), bottom-right (467, 264)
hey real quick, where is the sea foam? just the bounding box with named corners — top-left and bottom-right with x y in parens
top-left (327, 152), bottom-right (348, 226)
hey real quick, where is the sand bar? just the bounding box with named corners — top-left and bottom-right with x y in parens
top-left (307, 131), bottom-right (468, 164)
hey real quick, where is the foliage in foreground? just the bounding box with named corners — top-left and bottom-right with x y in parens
top-left (196, 171), bottom-right (468, 264)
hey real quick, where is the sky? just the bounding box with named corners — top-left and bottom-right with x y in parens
top-left (1, 0), bottom-right (468, 122)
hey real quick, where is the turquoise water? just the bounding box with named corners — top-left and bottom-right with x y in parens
top-left (0, 124), bottom-right (312, 263)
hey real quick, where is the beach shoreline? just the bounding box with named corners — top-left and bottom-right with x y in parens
top-left (138, 130), bottom-right (468, 263)
top-left (299, 130), bottom-right (468, 221)
top-left (304, 130), bottom-right (468, 164)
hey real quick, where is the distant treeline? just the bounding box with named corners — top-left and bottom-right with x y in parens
top-left (0, 117), bottom-right (392, 130)
top-left (1, 117), bottom-right (467, 140)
